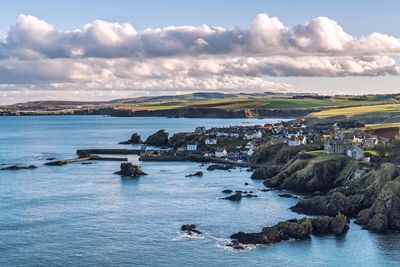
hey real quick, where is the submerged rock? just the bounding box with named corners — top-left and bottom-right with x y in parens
top-left (181, 224), bottom-right (203, 235)
top-left (115, 163), bottom-right (147, 177)
top-left (1, 165), bottom-right (37, 170)
top-left (185, 171), bottom-right (203, 177)
top-left (145, 129), bottom-right (169, 147)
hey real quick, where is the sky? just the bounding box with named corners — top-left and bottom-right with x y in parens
top-left (1, 0), bottom-right (400, 104)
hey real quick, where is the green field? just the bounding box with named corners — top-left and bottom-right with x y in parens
top-left (364, 122), bottom-right (400, 130)
top-left (138, 97), bottom-right (383, 111)
top-left (305, 150), bottom-right (343, 159)
top-left (309, 103), bottom-right (400, 119)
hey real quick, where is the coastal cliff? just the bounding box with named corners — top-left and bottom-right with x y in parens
top-left (110, 107), bottom-right (313, 118)
top-left (254, 145), bottom-right (400, 232)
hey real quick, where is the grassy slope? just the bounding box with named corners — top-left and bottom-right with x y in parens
top-left (133, 97), bottom-right (382, 111)
top-left (309, 103), bottom-right (400, 119)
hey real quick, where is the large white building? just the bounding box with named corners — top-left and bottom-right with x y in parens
top-left (186, 143), bottom-right (198, 151)
top-left (288, 135), bottom-right (307, 146)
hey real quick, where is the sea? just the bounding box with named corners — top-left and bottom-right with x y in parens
top-left (0, 116), bottom-right (399, 267)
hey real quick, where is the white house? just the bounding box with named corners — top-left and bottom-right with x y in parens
top-left (215, 148), bottom-right (228, 158)
top-left (247, 147), bottom-right (254, 157)
top-left (244, 131), bottom-right (263, 140)
top-left (186, 143), bottom-right (198, 151)
top-left (205, 138), bottom-right (217, 145)
top-left (288, 135), bottom-right (307, 146)
top-left (347, 146), bottom-right (364, 160)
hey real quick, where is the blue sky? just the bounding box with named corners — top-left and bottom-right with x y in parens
top-left (1, 1), bottom-right (400, 103)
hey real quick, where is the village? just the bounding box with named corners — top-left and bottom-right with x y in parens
top-left (134, 119), bottom-right (393, 166)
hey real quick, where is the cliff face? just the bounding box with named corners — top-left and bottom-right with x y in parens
top-left (263, 155), bottom-right (400, 232)
top-left (110, 107), bottom-right (313, 118)
top-left (251, 144), bottom-right (311, 165)
top-left (265, 156), bottom-right (355, 193)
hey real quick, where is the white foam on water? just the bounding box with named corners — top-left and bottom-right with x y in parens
top-left (172, 231), bottom-right (205, 241)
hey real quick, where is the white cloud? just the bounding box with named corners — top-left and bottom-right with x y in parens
top-left (1, 13), bottom-right (400, 103)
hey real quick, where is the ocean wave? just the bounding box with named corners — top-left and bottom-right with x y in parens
top-left (172, 231), bottom-right (205, 241)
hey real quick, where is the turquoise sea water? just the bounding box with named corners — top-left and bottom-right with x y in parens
top-left (0, 116), bottom-right (400, 267)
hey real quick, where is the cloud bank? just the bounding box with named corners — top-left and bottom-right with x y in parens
top-left (1, 13), bottom-right (400, 102)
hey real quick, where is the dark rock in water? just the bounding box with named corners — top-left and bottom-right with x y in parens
top-left (145, 129), bottom-right (169, 147)
top-left (185, 171), bottom-right (203, 177)
top-left (207, 164), bottom-right (234, 171)
top-left (81, 162), bottom-right (93, 165)
top-left (260, 188), bottom-right (271, 192)
top-left (44, 160), bottom-right (67, 166)
top-left (222, 192), bottom-right (242, 201)
top-left (311, 214), bottom-right (349, 235)
top-left (222, 189), bottom-right (233, 194)
top-left (229, 215), bottom-right (350, 249)
top-left (244, 182), bottom-right (249, 186)
top-left (235, 190), bottom-right (243, 194)
top-left (129, 133), bottom-right (143, 144)
top-left (279, 193), bottom-right (298, 199)
top-left (1, 165), bottom-right (37, 171)
top-left (119, 133), bottom-right (143, 145)
top-left (115, 163), bottom-right (147, 177)
top-left (246, 194), bottom-right (257, 198)
top-left (229, 217), bottom-right (312, 247)
top-left (181, 224), bottom-right (203, 235)
top-left (45, 157), bottom-right (56, 161)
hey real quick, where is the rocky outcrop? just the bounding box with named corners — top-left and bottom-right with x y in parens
top-left (311, 214), bottom-right (349, 235)
top-left (229, 215), bottom-right (348, 249)
top-left (168, 132), bottom-right (201, 149)
top-left (1, 165), bottom-right (37, 170)
top-left (207, 164), bottom-right (234, 171)
top-left (181, 224), bottom-right (203, 235)
top-left (119, 133), bottom-right (143, 144)
top-left (251, 144), bottom-right (311, 165)
top-left (185, 171), bottom-right (203, 177)
top-left (355, 176), bottom-right (400, 232)
top-left (291, 192), bottom-right (366, 216)
top-left (230, 217), bottom-right (312, 246)
top-left (115, 163), bottom-right (147, 177)
top-left (145, 129), bottom-right (169, 147)
top-left (264, 156), bottom-right (356, 193)
top-left (277, 158), bottom-right (400, 233)
top-left (250, 166), bottom-right (279, 180)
